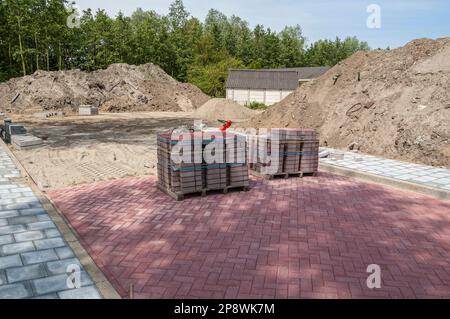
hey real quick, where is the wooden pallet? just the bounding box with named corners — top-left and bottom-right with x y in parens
top-left (250, 169), bottom-right (318, 180)
top-left (157, 183), bottom-right (250, 201)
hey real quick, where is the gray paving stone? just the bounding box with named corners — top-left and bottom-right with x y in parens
top-left (0, 283), bottom-right (30, 299)
top-left (0, 234), bottom-right (14, 246)
top-left (7, 203), bottom-right (30, 210)
top-left (15, 197), bottom-right (40, 205)
top-left (14, 230), bottom-right (45, 242)
top-left (55, 247), bottom-right (74, 259)
top-left (0, 254), bottom-right (22, 270)
top-left (0, 210), bottom-right (19, 218)
top-left (21, 249), bottom-right (58, 265)
top-left (0, 224), bottom-right (26, 235)
top-left (10, 187), bottom-right (32, 193)
top-left (34, 238), bottom-right (66, 250)
top-left (6, 264), bottom-right (46, 283)
top-left (1, 193), bottom-right (22, 200)
top-left (32, 272), bottom-right (92, 295)
top-left (0, 199), bottom-right (15, 205)
top-left (58, 286), bottom-right (101, 299)
top-left (27, 221), bottom-right (56, 231)
top-left (0, 218), bottom-right (7, 227)
top-left (1, 241), bottom-right (35, 255)
top-left (0, 269), bottom-right (5, 285)
top-left (433, 178), bottom-right (450, 185)
top-left (19, 208), bottom-right (46, 216)
top-left (411, 176), bottom-right (439, 183)
top-left (45, 228), bottom-right (61, 238)
top-left (46, 258), bottom-right (81, 275)
top-left (7, 215), bottom-right (41, 225)
top-left (32, 293), bottom-right (59, 299)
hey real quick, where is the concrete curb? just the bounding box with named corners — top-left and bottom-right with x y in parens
top-left (320, 162), bottom-right (450, 201)
top-left (0, 140), bottom-right (121, 299)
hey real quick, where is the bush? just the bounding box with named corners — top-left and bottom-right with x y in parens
top-left (245, 101), bottom-right (269, 110)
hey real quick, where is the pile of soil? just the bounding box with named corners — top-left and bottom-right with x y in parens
top-left (248, 38), bottom-right (450, 168)
top-left (0, 63), bottom-right (210, 114)
top-left (194, 98), bottom-right (258, 123)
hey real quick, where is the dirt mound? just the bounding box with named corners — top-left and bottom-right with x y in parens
top-left (0, 63), bottom-right (210, 114)
top-left (194, 98), bottom-right (258, 123)
top-left (248, 38), bottom-right (450, 168)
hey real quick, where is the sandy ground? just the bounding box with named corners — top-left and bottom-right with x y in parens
top-left (9, 112), bottom-right (199, 190)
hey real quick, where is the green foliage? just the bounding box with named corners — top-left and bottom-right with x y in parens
top-left (0, 0), bottom-right (370, 97)
top-left (188, 57), bottom-right (244, 97)
top-left (245, 101), bottom-right (269, 110)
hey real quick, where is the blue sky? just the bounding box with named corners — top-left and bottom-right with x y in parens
top-left (74, 0), bottom-right (450, 48)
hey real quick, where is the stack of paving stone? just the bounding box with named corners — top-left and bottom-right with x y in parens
top-left (248, 128), bottom-right (320, 178)
top-left (157, 131), bottom-right (249, 200)
top-left (78, 105), bottom-right (99, 116)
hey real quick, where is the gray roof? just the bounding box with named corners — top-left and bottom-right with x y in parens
top-left (226, 67), bottom-right (330, 90)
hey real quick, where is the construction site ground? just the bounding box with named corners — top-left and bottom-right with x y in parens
top-left (8, 112), bottom-right (198, 190)
top-left (0, 111), bottom-right (448, 299)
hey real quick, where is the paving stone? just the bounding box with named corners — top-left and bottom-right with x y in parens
top-left (0, 283), bottom-right (30, 299)
top-left (7, 204), bottom-right (30, 210)
top-left (34, 238), bottom-right (66, 250)
top-left (19, 208), bottom-right (46, 216)
top-left (15, 197), bottom-right (40, 205)
top-left (0, 269), bottom-right (5, 285)
top-left (46, 258), bottom-right (81, 275)
top-left (27, 221), bottom-right (56, 231)
top-left (0, 210), bottom-right (19, 219)
top-left (0, 193), bottom-right (22, 200)
top-left (32, 272), bottom-right (92, 295)
top-left (0, 254), bottom-right (22, 270)
top-left (55, 247), bottom-right (74, 260)
top-left (0, 224), bottom-right (26, 235)
top-left (21, 249), bottom-right (58, 265)
top-left (32, 294), bottom-right (59, 299)
top-left (58, 286), bottom-right (101, 299)
top-left (7, 215), bottom-right (41, 225)
top-left (0, 219), bottom-right (7, 227)
top-left (433, 178), bottom-right (450, 185)
top-left (45, 228), bottom-right (61, 238)
top-left (0, 234), bottom-right (13, 246)
top-left (6, 264), bottom-right (46, 283)
top-left (14, 230), bottom-right (45, 242)
top-left (10, 187), bottom-right (32, 193)
top-left (1, 241), bottom-right (35, 255)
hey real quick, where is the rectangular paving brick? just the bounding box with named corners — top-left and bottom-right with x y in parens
top-left (19, 208), bottom-right (47, 216)
top-left (21, 249), bottom-right (59, 265)
top-left (0, 224), bottom-right (26, 235)
top-left (6, 264), bottom-right (46, 283)
top-left (26, 221), bottom-right (56, 231)
top-left (46, 258), bottom-right (82, 275)
top-left (58, 286), bottom-right (101, 299)
top-left (34, 238), bottom-right (66, 250)
top-left (1, 241), bottom-right (35, 255)
top-left (32, 272), bottom-right (92, 295)
top-left (55, 247), bottom-right (74, 260)
top-left (0, 210), bottom-right (19, 219)
top-left (0, 283), bottom-right (30, 299)
top-left (0, 254), bottom-right (22, 270)
top-left (14, 230), bottom-right (45, 242)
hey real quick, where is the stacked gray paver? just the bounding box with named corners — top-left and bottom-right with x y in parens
top-left (0, 148), bottom-right (101, 299)
top-left (320, 147), bottom-right (450, 192)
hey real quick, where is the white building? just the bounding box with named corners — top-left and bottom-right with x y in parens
top-left (226, 67), bottom-right (330, 106)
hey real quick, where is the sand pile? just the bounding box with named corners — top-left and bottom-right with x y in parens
top-left (0, 63), bottom-right (210, 114)
top-left (248, 38), bottom-right (450, 168)
top-left (194, 98), bottom-right (258, 123)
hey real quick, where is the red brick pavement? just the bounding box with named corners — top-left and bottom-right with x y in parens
top-left (48, 173), bottom-right (450, 299)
